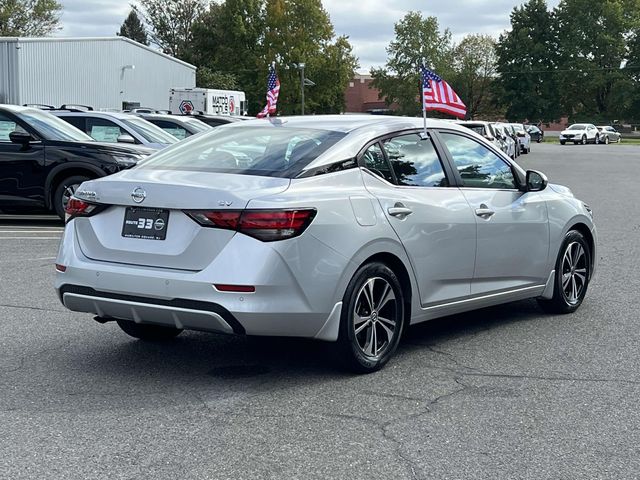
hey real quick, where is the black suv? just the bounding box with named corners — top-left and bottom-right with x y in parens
top-left (0, 104), bottom-right (153, 219)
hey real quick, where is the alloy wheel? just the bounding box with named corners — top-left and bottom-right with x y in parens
top-left (61, 183), bottom-right (80, 212)
top-left (352, 277), bottom-right (399, 358)
top-left (605, 136), bottom-right (610, 145)
top-left (561, 242), bottom-right (588, 305)
top-left (582, 135), bottom-right (587, 145)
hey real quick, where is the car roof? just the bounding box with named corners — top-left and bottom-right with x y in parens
top-left (53, 111), bottom-right (136, 120)
top-left (140, 114), bottom-right (200, 123)
top-left (0, 104), bottom-right (39, 114)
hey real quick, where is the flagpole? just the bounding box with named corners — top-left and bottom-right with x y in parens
top-left (421, 59), bottom-right (428, 139)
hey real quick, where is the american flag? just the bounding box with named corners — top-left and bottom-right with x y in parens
top-left (421, 65), bottom-right (467, 119)
top-left (257, 64), bottom-right (280, 118)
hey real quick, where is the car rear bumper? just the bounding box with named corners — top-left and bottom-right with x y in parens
top-left (54, 221), bottom-right (347, 340)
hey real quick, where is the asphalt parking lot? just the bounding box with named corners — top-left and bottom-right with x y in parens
top-left (1, 143), bottom-right (639, 480)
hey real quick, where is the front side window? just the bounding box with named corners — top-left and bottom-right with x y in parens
top-left (362, 143), bottom-right (394, 183)
top-left (86, 117), bottom-right (127, 143)
top-left (0, 113), bottom-right (27, 142)
top-left (440, 132), bottom-right (517, 189)
top-left (382, 134), bottom-right (448, 187)
top-left (150, 120), bottom-right (190, 140)
top-left (120, 117), bottom-right (178, 145)
top-left (137, 126), bottom-right (345, 178)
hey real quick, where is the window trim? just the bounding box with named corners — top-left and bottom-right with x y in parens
top-left (432, 128), bottom-right (526, 192)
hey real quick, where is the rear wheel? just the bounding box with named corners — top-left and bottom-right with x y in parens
top-left (595, 134), bottom-right (600, 145)
top-left (53, 175), bottom-right (90, 219)
top-left (581, 135), bottom-right (587, 145)
top-left (116, 319), bottom-right (183, 340)
top-left (335, 262), bottom-right (405, 373)
top-left (538, 230), bottom-right (591, 314)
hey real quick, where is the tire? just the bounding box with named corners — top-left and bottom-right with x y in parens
top-left (581, 135), bottom-right (587, 145)
top-left (53, 175), bottom-right (90, 219)
top-left (594, 134), bottom-right (600, 145)
top-left (334, 262), bottom-right (405, 373)
top-left (116, 319), bottom-right (183, 341)
top-left (604, 136), bottom-right (610, 145)
top-left (538, 230), bottom-right (591, 314)
top-left (537, 137), bottom-right (543, 143)
top-left (560, 140), bottom-right (566, 145)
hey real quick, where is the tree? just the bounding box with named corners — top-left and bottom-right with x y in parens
top-left (262, 0), bottom-right (357, 115)
top-left (196, 67), bottom-right (238, 90)
top-left (495, 0), bottom-right (561, 122)
top-left (371, 12), bottom-right (453, 116)
top-left (554, 0), bottom-right (640, 121)
top-left (450, 34), bottom-right (500, 119)
top-left (134, 0), bottom-right (206, 59)
top-left (118, 10), bottom-right (149, 45)
top-left (0, 0), bottom-right (62, 36)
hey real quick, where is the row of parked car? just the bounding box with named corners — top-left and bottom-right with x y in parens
top-left (559, 124), bottom-right (623, 145)
top-left (454, 121), bottom-right (542, 160)
top-left (0, 103), bottom-right (242, 218)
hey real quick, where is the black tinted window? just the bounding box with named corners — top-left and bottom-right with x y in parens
top-left (382, 134), bottom-right (448, 187)
top-left (362, 143), bottom-right (394, 183)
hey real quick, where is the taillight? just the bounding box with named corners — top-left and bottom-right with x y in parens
top-left (64, 197), bottom-right (102, 222)
top-left (185, 209), bottom-right (316, 242)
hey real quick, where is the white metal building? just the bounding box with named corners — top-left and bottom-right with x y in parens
top-left (0, 37), bottom-right (196, 110)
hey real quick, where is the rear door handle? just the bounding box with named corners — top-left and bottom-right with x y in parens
top-left (475, 205), bottom-right (495, 219)
top-left (387, 206), bottom-right (413, 218)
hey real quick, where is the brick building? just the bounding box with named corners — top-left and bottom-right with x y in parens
top-left (344, 74), bottom-right (396, 114)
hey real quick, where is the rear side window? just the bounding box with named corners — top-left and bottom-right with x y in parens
top-left (137, 126), bottom-right (346, 178)
top-left (60, 116), bottom-right (86, 132)
top-left (382, 134), bottom-right (448, 187)
top-left (362, 143), bottom-right (394, 183)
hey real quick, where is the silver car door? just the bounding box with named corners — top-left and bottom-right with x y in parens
top-left (437, 130), bottom-right (550, 295)
top-left (360, 133), bottom-right (476, 306)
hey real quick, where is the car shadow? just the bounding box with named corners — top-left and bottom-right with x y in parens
top-left (59, 299), bottom-right (546, 385)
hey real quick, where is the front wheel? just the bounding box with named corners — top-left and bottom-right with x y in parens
top-left (594, 134), bottom-right (600, 145)
top-left (604, 136), bottom-right (610, 145)
top-left (53, 175), bottom-right (90, 219)
top-left (538, 230), bottom-right (591, 314)
top-left (560, 140), bottom-right (566, 145)
top-left (335, 263), bottom-right (405, 373)
top-left (116, 320), bottom-right (183, 340)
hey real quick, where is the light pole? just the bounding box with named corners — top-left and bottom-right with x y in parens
top-left (298, 62), bottom-right (305, 115)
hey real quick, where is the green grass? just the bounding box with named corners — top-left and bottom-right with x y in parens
top-left (541, 137), bottom-right (640, 145)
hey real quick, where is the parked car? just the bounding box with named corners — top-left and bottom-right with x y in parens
top-left (456, 120), bottom-right (505, 153)
top-left (185, 112), bottom-right (248, 128)
top-left (55, 115), bottom-right (596, 372)
top-left (0, 104), bottom-right (152, 218)
top-left (510, 123), bottom-right (531, 154)
top-left (52, 110), bottom-right (179, 149)
top-left (493, 123), bottom-right (517, 159)
top-left (526, 125), bottom-right (544, 143)
top-left (559, 124), bottom-right (599, 145)
top-left (596, 126), bottom-right (622, 144)
top-left (503, 123), bottom-right (521, 157)
top-left (136, 113), bottom-right (212, 140)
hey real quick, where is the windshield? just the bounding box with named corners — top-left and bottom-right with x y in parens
top-left (17, 109), bottom-right (94, 142)
top-left (137, 126), bottom-right (346, 177)
top-left (568, 124), bottom-right (587, 130)
top-left (121, 118), bottom-right (178, 144)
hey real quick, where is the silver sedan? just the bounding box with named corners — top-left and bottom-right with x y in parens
top-left (55, 115), bottom-right (597, 373)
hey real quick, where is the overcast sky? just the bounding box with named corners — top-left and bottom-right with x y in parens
top-left (56, 0), bottom-right (561, 72)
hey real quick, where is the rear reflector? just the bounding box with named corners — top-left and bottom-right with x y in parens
top-left (185, 209), bottom-right (316, 242)
top-left (55, 264), bottom-right (67, 272)
top-left (214, 284), bottom-right (256, 293)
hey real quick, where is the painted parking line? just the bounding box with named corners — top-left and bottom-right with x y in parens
top-left (0, 237), bottom-right (61, 240)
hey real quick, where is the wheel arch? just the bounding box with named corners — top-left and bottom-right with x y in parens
top-left (567, 222), bottom-right (596, 279)
top-left (45, 163), bottom-right (105, 209)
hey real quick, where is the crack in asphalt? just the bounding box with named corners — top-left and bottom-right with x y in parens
top-left (0, 303), bottom-right (66, 313)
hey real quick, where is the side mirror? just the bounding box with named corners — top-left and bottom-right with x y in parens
top-left (526, 170), bottom-right (548, 192)
top-left (9, 131), bottom-right (34, 145)
top-left (117, 134), bottom-right (136, 144)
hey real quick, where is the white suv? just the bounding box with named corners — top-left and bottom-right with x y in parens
top-left (559, 124), bottom-right (599, 145)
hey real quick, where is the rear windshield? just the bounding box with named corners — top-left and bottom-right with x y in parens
top-left (137, 126), bottom-right (346, 177)
top-left (568, 124), bottom-right (587, 130)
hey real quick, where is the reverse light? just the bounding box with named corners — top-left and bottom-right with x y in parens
top-left (184, 209), bottom-right (317, 242)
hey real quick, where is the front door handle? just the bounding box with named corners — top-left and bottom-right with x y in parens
top-left (387, 204), bottom-right (413, 218)
top-left (475, 205), bottom-right (495, 219)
